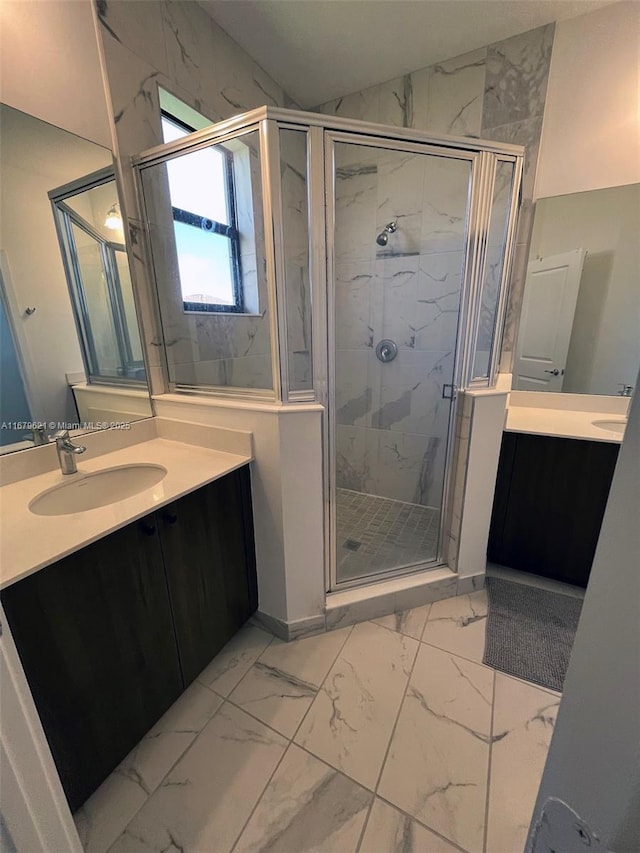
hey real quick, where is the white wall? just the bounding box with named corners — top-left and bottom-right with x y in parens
top-left (530, 184), bottom-right (640, 395)
top-left (0, 0), bottom-right (111, 148)
top-left (535, 1), bottom-right (640, 199)
top-left (153, 396), bottom-right (326, 626)
top-left (527, 366), bottom-right (640, 851)
top-left (455, 390), bottom-right (508, 580)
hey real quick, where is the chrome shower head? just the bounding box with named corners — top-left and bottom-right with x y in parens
top-left (376, 220), bottom-right (397, 246)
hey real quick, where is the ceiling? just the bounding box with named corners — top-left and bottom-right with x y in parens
top-left (199, 0), bottom-right (617, 107)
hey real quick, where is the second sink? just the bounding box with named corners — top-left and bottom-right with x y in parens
top-left (592, 419), bottom-right (627, 436)
top-left (29, 464), bottom-right (168, 516)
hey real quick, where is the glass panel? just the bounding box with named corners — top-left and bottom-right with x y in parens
top-left (332, 140), bottom-right (471, 585)
top-left (472, 160), bottom-right (515, 379)
top-left (140, 129), bottom-right (274, 392)
top-left (279, 128), bottom-right (312, 392)
top-left (70, 223), bottom-right (121, 378)
top-left (59, 179), bottom-right (145, 382)
top-left (114, 250), bottom-right (145, 374)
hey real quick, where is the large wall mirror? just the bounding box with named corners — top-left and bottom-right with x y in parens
top-left (512, 183), bottom-right (640, 396)
top-left (0, 104), bottom-right (152, 454)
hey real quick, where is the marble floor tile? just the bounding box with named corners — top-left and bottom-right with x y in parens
top-left (486, 673), bottom-right (561, 853)
top-left (117, 680), bottom-right (223, 798)
top-left (110, 703), bottom-right (287, 853)
top-left (372, 604), bottom-right (432, 641)
top-left (378, 643), bottom-right (493, 852)
top-left (422, 590), bottom-right (488, 663)
top-left (228, 628), bottom-right (351, 737)
top-left (234, 743), bottom-right (372, 853)
top-left (196, 623), bottom-right (273, 697)
top-left (294, 621), bottom-right (418, 790)
top-left (359, 798), bottom-right (460, 852)
top-left (74, 770), bottom-right (147, 853)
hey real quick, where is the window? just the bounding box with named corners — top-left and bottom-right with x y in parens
top-left (161, 114), bottom-right (243, 313)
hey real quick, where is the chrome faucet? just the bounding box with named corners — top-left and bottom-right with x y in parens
top-left (617, 384), bottom-right (634, 397)
top-left (53, 430), bottom-right (86, 475)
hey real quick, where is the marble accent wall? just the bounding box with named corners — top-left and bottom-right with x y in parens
top-left (333, 144), bottom-right (471, 508)
top-left (279, 129), bottom-right (312, 391)
top-left (95, 0), bottom-right (297, 394)
top-left (316, 24), bottom-right (555, 367)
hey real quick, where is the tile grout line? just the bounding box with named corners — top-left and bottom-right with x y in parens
top-left (228, 711), bottom-right (291, 853)
top-left (289, 623), bottom-right (356, 745)
top-left (224, 624), bottom-right (356, 748)
top-left (226, 623), bottom-right (357, 852)
top-left (364, 614), bottom-right (472, 852)
top-left (372, 619), bottom-right (420, 794)
top-left (355, 615), bottom-right (426, 853)
top-left (374, 792), bottom-right (471, 853)
top-left (104, 627), bottom-right (277, 853)
top-left (103, 689), bottom-right (229, 853)
top-left (482, 670), bottom-right (498, 853)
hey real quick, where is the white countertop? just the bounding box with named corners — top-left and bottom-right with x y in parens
top-left (504, 391), bottom-right (629, 443)
top-left (505, 406), bottom-right (626, 442)
top-left (0, 436), bottom-right (252, 589)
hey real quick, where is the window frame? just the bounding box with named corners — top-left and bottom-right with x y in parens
top-left (161, 111), bottom-right (244, 314)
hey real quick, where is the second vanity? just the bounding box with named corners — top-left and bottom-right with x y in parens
top-left (0, 418), bottom-right (257, 812)
top-left (488, 391), bottom-right (628, 587)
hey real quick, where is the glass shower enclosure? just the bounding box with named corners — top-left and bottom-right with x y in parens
top-left (134, 108), bottom-right (522, 591)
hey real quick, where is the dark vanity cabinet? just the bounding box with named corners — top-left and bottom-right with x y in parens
top-left (488, 432), bottom-right (619, 587)
top-left (158, 467), bottom-right (257, 686)
top-left (1, 466), bottom-right (257, 812)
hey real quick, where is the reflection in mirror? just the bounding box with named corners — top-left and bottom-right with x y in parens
top-left (0, 104), bottom-right (151, 454)
top-left (513, 183), bottom-right (640, 395)
top-left (50, 170), bottom-right (145, 384)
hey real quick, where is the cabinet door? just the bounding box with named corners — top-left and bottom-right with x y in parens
top-left (489, 433), bottom-right (619, 586)
top-left (0, 516), bottom-right (183, 811)
top-left (158, 466), bottom-right (257, 687)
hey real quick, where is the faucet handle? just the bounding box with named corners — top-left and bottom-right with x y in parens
top-left (617, 384), bottom-right (634, 397)
top-left (52, 429), bottom-right (86, 454)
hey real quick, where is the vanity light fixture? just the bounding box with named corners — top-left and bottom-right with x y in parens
top-left (104, 203), bottom-right (122, 230)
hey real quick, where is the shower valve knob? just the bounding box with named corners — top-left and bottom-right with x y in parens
top-left (375, 339), bottom-right (398, 363)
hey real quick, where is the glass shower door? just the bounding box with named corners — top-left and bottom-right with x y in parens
top-left (329, 136), bottom-right (473, 586)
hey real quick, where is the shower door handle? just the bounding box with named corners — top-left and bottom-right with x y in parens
top-left (442, 384), bottom-right (457, 400)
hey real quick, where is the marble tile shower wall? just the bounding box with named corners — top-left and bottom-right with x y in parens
top-left (317, 23), bottom-right (555, 363)
top-left (279, 130), bottom-right (313, 391)
top-left (96, 0), bottom-right (298, 393)
top-left (334, 148), bottom-right (469, 508)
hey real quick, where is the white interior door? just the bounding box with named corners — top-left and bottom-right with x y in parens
top-left (513, 249), bottom-right (586, 391)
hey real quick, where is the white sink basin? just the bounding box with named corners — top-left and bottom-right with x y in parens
top-left (592, 419), bottom-right (627, 435)
top-left (29, 464), bottom-right (167, 516)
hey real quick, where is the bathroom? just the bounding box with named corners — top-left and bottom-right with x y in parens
top-left (0, 1), bottom-right (638, 852)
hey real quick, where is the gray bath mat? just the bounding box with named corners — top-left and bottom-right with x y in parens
top-left (483, 577), bottom-right (583, 693)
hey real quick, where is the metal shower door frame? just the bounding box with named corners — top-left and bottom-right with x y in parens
top-left (322, 131), bottom-right (480, 592)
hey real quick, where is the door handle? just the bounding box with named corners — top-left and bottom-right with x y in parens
top-left (140, 520), bottom-right (156, 536)
top-left (544, 369), bottom-right (560, 376)
top-left (162, 511), bottom-right (178, 525)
